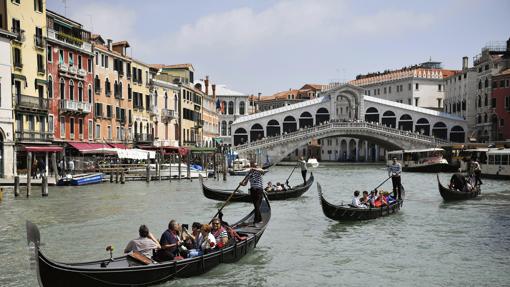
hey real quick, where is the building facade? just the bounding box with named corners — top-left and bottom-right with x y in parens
top-left (92, 36), bottom-right (132, 145)
top-left (0, 28), bottom-right (16, 178)
top-left (350, 61), bottom-right (456, 110)
top-left (151, 77), bottom-right (179, 147)
top-left (46, 10), bottom-right (94, 144)
top-left (443, 57), bottom-right (478, 137)
top-left (492, 69), bottom-right (510, 140)
top-left (257, 84), bottom-right (323, 112)
top-left (472, 40), bottom-right (510, 142)
top-left (131, 58), bottom-right (154, 146)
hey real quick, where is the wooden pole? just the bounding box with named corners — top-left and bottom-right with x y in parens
top-left (186, 151), bottom-right (191, 180)
top-left (115, 170), bottom-right (119, 183)
top-left (178, 154), bottom-right (182, 179)
top-left (157, 152), bottom-right (162, 181)
top-left (213, 152), bottom-right (217, 180)
top-left (110, 171), bottom-right (113, 183)
top-left (51, 153), bottom-right (58, 183)
top-left (223, 153), bottom-right (227, 181)
top-left (146, 152), bottom-right (151, 182)
top-left (120, 170), bottom-right (125, 184)
top-left (27, 152), bottom-right (32, 198)
top-left (169, 153), bottom-right (173, 181)
top-left (0, 187), bottom-right (3, 201)
top-left (14, 176), bottom-right (20, 197)
top-left (41, 175), bottom-right (48, 197)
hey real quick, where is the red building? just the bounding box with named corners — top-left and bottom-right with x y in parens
top-left (492, 68), bottom-right (510, 140)
top-left (46, 10), bottom-right (94, 143)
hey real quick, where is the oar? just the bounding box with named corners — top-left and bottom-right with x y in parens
top-left (285, 163), bottom-right (299, 186)
top-left (210, 171), bottom-right (252, 222)
top-left (371, 176), bottom-right (392, 192)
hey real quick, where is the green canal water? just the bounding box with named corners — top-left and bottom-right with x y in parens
top-left (0, 165), bottom-right (509, 286)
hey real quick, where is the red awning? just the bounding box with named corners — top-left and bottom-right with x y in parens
top-left (109, 143), bottom-right (127, 149)
top-left (68, 142), bottom-right (111, 152)
top-left (23, 146), bottom-right (63, 153)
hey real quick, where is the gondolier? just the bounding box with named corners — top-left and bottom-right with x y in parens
top-left (241, 161), bottom-right (264, 225)
top-left (299, 156), bottom-right (307, 185)
top-left (388, 157), bottom-right (402, 200)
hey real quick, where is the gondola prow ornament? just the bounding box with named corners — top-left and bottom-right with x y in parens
top-left (106, 245), bottom-right (114, 261)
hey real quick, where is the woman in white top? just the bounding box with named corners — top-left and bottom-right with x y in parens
top-left (188, 224), bottom-right (216, 258)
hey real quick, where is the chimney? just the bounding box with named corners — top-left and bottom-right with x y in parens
top-left (462, 56), bottom-right (468, 70)
top-left (107, 39), bottom-right (112, 51)
top-left (205, 76), bottom-right (209, 95)
top-left (212, 84), bottom-right (216, 99)
top-left (258, 92), bottom-right (261, 101)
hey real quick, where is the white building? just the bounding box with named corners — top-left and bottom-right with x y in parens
top-left (0, 29), bottom-right (16, 178)
top-left (350, 61), bottom-right (457, 110)
top-left (443, 57), bottom-right (478, 138)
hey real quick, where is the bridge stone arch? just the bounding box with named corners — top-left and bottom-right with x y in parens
top-left (415, 118), bottom-right (430, 135)
top-left (250, 124), bottom-right (264, 142)
top-left (283, 116), bottom-right (297, 133)
top-left (233, 128), bottom-right (248, 146)
top-left (266, 119), bottom-right (281, 137)
top-left (365, 107), bottom-right (379, 122)
top-left (315, 108), bottom-right (330, 124)
top-left (432, 122), bottom-right (447, 140)
top-left (450, 125), bottom-right (465, 143)
top-left (398, 114), bottom-right (413, 131)
top-left (299, 112), bottom-right (313, 128)
top-left (382, 111), bottom-right (396, 128)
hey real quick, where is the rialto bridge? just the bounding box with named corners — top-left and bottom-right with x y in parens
top-left (231, 84), bottom-right (467, 163)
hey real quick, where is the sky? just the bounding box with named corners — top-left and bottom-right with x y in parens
top-left (47, 0), bottom-right (510, 96)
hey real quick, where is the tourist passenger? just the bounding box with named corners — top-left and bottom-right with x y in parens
top-left (153, 220), bottom-right (181, 262)
top-left (124, 225), bottom-right (161, 257)
top-left (388, 157), bottom-right (402, 200)
top-left (275, 182), bottom-right (283, 191)
top-left (360, 191), bottom-right (370, 206)
top-left (68, 159), bottom-right (75, 175)
top-left (211, 218), bottom-right (228, 248)
top-left (298, 156), bottom-right (308, 185)
top-left (373, 190), bottom-right (389, 207)
top-left (240, 161), bottom-right (264, 225)
top-left (351, 190), bottom-right (368, 208)
top-left (188, 224), bottom-right (216, 258)
top-left (265, 182), bottom-right (274, 192)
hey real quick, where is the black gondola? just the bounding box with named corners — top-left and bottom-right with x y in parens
top-left (201, 173), bottom-right (314, 202)
top-left (437, 174), bottom-right (481, 201)
top-left (317, 182), bottom-right (404, 221)
top-left (26, 194), bottom-right (271, 287)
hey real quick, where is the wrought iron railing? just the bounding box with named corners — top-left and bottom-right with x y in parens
top-left (15, 94), bottom-right (48, 110)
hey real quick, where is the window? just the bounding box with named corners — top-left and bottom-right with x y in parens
top-left (106, 105), bottom-right (112, 118)
top-left (101, 54), bottom-right (105, 67)
top-left (414, 98), bottom-right (419, 106)
top-left (105, 78), bottom-right (111, 96)
top-left (438, 84), bottom-right (442, 91)
top-left (94, 75), bottom-right (101, 93)
top-left (78, 55), bottom-right (82, 69)
top-left (437, 98), bottom-right (442, 108)
top-left (415, 83), bottom-right (419, 90)
top-left (408, 83), bottom-right (412, 91)
top-left (47, 45), bottom-right (52, 62)
top-left (95, 52), bottom-right (99, 65)
top-left (484, 94), bottom-right (488, 106)
top-left (59, 78), bottom-right (65, 99)
top-left (491, 98), bottom-right (496, 108)
top-left (383, 87), bottom-right (387, 94)
top-left (388, 86), bottom-right (391, 93)
top-left (48, 115), bottom-right (54, 134)
top-left (505, 96), bottom-right (510, 110)
top-left (128, 84), bottom-right (132, 101)
top-left (78, 118), bottom-right (83, 136)
top-left (34, 0), bottom-right (43, 12)
top-left (88, 86), bottom-right (92, 104)
top-left (105, 55), bottom-right (109, 68)
top-left (95, 103), bottom-right (103, 117)
top-left (69, 80), bottom-right (74, 101)
top-left (37, 54), bottom-right (44, 73)
top-left (60, 116), bottom-right (65, 138)
top-left (47, 75), bottom-right (53, 99)
top-left (59, 49), bottom-right (64, 64)
top-left (78, 83), bottom-right (83, 102)
top-left (87, 58), bottom-right (92, 73)
top-left (88, 120), bottom-right (93, 140)
top-left (107, 126), bottom-right (112, 140)
top-left (69, 52), bottom-right (74, 66)
top-left (70, 118), bottom-right (75, 138)
top-left (116, 126), bottom-right (120, 139)
top-left (13, 47), bottom-right (22, 68)
top-left (95, 124), bottom-right (101, 139)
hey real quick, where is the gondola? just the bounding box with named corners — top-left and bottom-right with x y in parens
top-left (437, 174), bottom-right (481, 201)
top-left (201, 173), bottom-right (314, 202)
top-left (26, 194), bottom-right (271, 287)
top-left (317, 182), bottom-right (404, 221)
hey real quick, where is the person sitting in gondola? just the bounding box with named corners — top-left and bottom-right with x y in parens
top-left (369, 190), bottom-right (377, 207)
top-left (124, 225), bottom-right (161, 257)
top-left (373, 190), bottom-right (388, 207)
top-left (449, 173), bottom-right (466, 192)
top-left (265, 182), bottom-right (274, 192)
top-left (278, 182), bottom-right (287, 191)
top-left (153, 220), bottom-right (181, 262)
top-left (351, 190), bottom-right (368, 208)
top-left (182, 222), bottom-right (202, 250)
top-left (211, 218), bottom-right (229, 248)
top-left (188, 224), bottom-right (216, 258)
top-left (360, 191), bottom-right (370, 207)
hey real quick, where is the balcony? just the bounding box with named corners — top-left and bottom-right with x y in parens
top-left (60, 100), bottom-right (92, 114)
top-left (134, 133), bottom-right (154, 143)
top-left (78, 69), bottom-right (87, 77)
top-left (149, 105), bottom-right (158, 116)
top-left (37, 66), bottom-right (45, 74)
top-left (34, 34), bottom-right (45, 48)
top-left (14, 61), bottom-right (23, 69)
top-left (161, 109), bottom-right (177, 122)
top-left (15, 94), bottom-right (48, 111)
top-left (68, 66), bottom-right (77, 75)
top-left (47, 29), bottom-right (92, 53)
top-left (59, 63), bottom-right (68, 73)
top-left (15, 131), bottom-right (53, 142)
top-left (12, 29), bottom-right (25, 43)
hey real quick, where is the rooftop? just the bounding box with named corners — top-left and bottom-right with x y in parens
top-left (194, 80), bottom-right (247, 96)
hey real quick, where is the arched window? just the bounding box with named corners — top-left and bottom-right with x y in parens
top-left (114, 80), bottom-right (119, 97)
top-left (94, 75), bottom-right (100, 92)
top-left (48, 75), bottom-right (53, 99)
top-left (60, 78), bottom-right (65, 100)
top-left (228, 101), bottom-right (234, 115)
top-left (266, 119), bottom-right (281, 137)
top-left (221, 101), bottom-right (226, 115)
top-left (478, 80), bottom-right (482, 89)
top-left (164, 92), bottom-right (168, 109)
top-left (299, 112), bottom-right (313, 128)
top-left (233, 128), bottom-right (248, 146)
top-left (398, 114), bottom-right (413, 131)
top-left (128, 84), bottom-right (132, 101)
top-left (221, 121), bottom-right (227, 136)
top-left (381, 111), bottom-right (396, 128)
top-left (365, 107), bottom-right (379, 122)
top-left (484, 78), bottom-right (489, 88)
top-left (478, 95), bottom-right (482, 107)
top-left (119, 82), bottom-right (123, 99)
top-left (450, 126), bottom-right (465, 143)
top-left (484, 94), bottom-right (488, 106)
top-left (415, 118), bottom-right (430, 135)
top-left (283, 116), bottom-right (297, 133)
top-left (250, 123), bottom-right (264, 141)
top-left (69, 80), bottom-right (74, 101)
top-left (228, 121), bottom-right (233, 136)
top-left (432, 122), bottom-right (447, 139)
top-left (105, 78), bottom-right (111, 96)
top-left (78, 82), bottom-right (83, 102)
top-left (88, 85), bottom-right (92, 104)
top-left (315, 107), bottom-right (330, 124)
top-left (484, 113), bottom-right (488, 123)
top-left (239, 101), bottom-right (245, 115)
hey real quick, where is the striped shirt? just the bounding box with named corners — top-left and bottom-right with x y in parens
top-left (388, 162), bottom-right (402, 177)
top-left (248, 170), bottom-right (264, 190)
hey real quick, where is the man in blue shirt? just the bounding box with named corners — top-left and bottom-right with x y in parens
top-left (153, 220), bottom-right (180, 261)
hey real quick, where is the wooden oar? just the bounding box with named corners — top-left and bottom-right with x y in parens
top-left (210, 170), bottom-right (252, 222)
top-left (285, 163), bottom-right (299, 186)
top-left (371, 176), bottom-right (392, 192)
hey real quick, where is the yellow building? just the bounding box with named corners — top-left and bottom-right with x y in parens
top-left (130, 59), bottom-right (154, 146)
